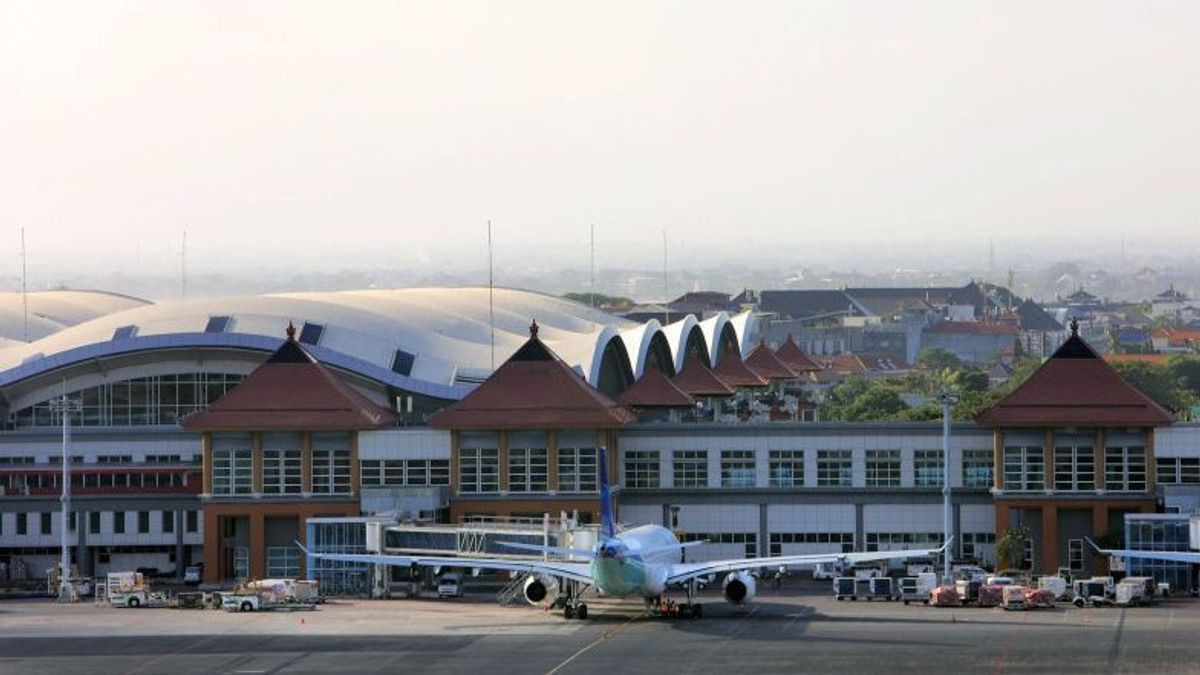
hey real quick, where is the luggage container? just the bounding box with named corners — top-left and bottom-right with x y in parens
top-left (854, 578), bottom-right (872, 601)
top-left (1001, 585), bottom-right (1027, 611)
top-left (1024, 588), bottom-right (1055, 608)
top-left (1038, 576), bottom-right (1068, 600)
top-left (929, 585), bottom-right (961, 607)
top-left (899, 574), bottom-right (936, 605)
top-left (954, 579), bottom-right (982, 605)
top-left (868, 577), bottom-right (894, 601)
top-left (977, 584), bottom-right (1003, 608)
top-left (1114, 578), bottom-right (1154, 606)
top-left (834, 577), bottom-right (856, 600)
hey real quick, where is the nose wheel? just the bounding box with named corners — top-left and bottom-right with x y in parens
top-left (560, 579), bottom-right (589, 620)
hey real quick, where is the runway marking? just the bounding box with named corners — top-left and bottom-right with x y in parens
top-left (545, 614), bottom-right (640, 675)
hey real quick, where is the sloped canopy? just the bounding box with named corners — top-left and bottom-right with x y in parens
top-left (976, 323), bottom-right (1174, 427)
top-left (182, 325), bottom-right (399, 431)
top-left (744, 343), bottom-right (797, 380)
top-left (617, 367), bottom-right (696, 408)
top-left (774, 334), bottom-right (822, 372)
top-left (712, 353), bottom-right (769, 388)
top-left (430, 320), bottom-right (636, 429)
top-left (672, 360), bottom-right (735, 397)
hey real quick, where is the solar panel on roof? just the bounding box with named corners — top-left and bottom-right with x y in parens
top-left (298, 322), bottom-right (324, 345)
top-left (112, 325), bottom-right (138, 340)
top-left (391, 349), bottom-right (415, 376)
top-left (205, 316), bottom-right (232, 333)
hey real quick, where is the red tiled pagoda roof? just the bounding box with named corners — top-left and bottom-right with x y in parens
top-left (744, 343), bottom-right (798, 380)
top-left (672, 360), bottom-right (735, 397)
top-left (976, 328), bottom-right (1174, 427)
top-left (182, 328), bottom-right (399, 431)
top-left (774, 335), bottom-right (822, 372)
top-left (430, 321), bottom-right (636, 430)
top-left (712, 353), bottom-right (769, 388)
top-left (617, 367), bottom-right (696, 408)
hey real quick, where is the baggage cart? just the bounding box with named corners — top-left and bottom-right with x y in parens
top-left (868, 577), bottom-right (894, 601)
top-left (834, 577), bottom-right (856, 601)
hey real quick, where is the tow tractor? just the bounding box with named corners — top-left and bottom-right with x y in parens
top-left (221, 579), bottom-right (316, 612)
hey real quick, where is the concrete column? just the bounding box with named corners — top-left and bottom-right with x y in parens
top-left (952, 502), bottom-right (962, 559)
top-left (249, 512), bottom-right (266, 579)
top-left (1094, 429), bottom-right (1106, 491)
top-left (758, 502), bottom-right (769, 558)
top-left (349, 432), bottom-right (361, 498)
top-left (992, 431), bottom-right (1004, 490)
top-left (1043, 429), bottom-right (1055, 491)
top-left (300, 432), bottom-right (313, 495)
top-left (547, 431), bottom-right (559, 493)
top-left (201, 433), bottom-right (213, 494)
top-left (1092, 505), bottom-right (1109, 575)
top-left (1041, 505), bottom-right (1058, 574)
top-left (174, 510), bottom-right (185, 579)
top-left (854, 502), bottom-right (865, 551)
top-left (77, 512), bottom-right (90, 576)
top-left (449, 430), bottom-right (461, 496)
top-left (251, 432), bottom-right (263, 495)
top-left (1145, 427), bottom-right (1157, 492)
top-left (498, 431), bottom-right (510, 493)
top-left (202, 509), bottom-right (221, 583)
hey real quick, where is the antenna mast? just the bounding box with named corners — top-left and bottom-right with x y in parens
top-left (488, 220), bottom-right (495, 371)
top-left (20, 227), bottom-right (28, 342)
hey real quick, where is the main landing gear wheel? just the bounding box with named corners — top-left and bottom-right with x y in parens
top-left (692, 603), bottom-right (703, 619)
top-left (576, 603), bottom-right (588, 620)
top-left (564, 605), bottom-right (575, 619)
top-left (679, 604), bottom-right (692, 619)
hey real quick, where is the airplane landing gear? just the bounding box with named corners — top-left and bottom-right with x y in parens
top-left (560, 579), bottom-right (588, 620)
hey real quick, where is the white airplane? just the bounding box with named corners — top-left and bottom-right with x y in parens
top-left (300, 448), bottom-right (950, 619)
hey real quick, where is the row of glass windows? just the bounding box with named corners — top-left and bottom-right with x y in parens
top-left (768, 532), bottom-right (853, 556)
top-left (622, 449), bottom-right (993, 489)
top-left (360, 459), bottom-right (450, 487)
top-left (0, 471), bottom-right (189, 492)
top-left (210, 449), bottom-right (351, 495)
top-left (0, 510), bottom-right (198, 536)
top-left (1156, 457), bottom-right (1200, 485)
top-left (680, 531), bottom-right (757, 558)
top-left (458, 447), bottom-right (599, 494)
top-left (1003, 445), bottom-right (1147, 491)
top-left (10, 373), bottom-right (244, 428)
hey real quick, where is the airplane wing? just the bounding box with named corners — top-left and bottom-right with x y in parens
top-left (297, 542), bottom-right (594, 584)
top-left (664, 541), bottom-right (951, 585)
top-left (1085, 537), bottom-right (1200, 565)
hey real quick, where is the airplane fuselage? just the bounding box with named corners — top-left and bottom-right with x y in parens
top-left (590, 524), bottom-right (682, 598)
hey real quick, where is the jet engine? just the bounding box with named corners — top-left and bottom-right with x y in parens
top-left (522, 575), bottom-right (559, 606)
top-left (722, 571), bottom-right (756, 605)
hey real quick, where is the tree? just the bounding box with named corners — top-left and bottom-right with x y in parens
top-left (995, 525), bottom-right (1032, 571)
top-left (917, 347), bottom-right (963, 372)
top-left (1110, 361), bottom-right (1197, 413)
top-left (819, 377), bottom-right (909, 421)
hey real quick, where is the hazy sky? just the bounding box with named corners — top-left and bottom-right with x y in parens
top-left (3, 1), bottom-right (1199, 282)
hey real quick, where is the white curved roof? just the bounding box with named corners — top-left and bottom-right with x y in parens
top-left (0, 287), bottom-right (649, 399)
top-left (0, 290), bottom-right (149, 342)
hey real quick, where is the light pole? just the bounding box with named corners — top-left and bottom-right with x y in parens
top-left (939, 391), bottom-right (959, 584)
top-left (50, 392), bottom-right (81, 603)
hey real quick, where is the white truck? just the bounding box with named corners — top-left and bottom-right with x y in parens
top-left (221, 579), bottom-right (316, 612)
top-left (107, 571), bottom-right (162, 608)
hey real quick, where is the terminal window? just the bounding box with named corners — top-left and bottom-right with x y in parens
top-left (672, 450), bottom-right (708, 488)
top-left (816, 450), bottom-right (852, 487)
top-left (720, 450), bottom-right (756, 488)
top-left (557, 447), bottom-right (597, 493)
top-left (961, 449), bottom-right (993, 488)
top-left (624, 451), bottom-right (660, 489)
top-left (509, 447), bottom-right (549, 493)
top-left (1003, 446), bottom-right (1044, 491)
top-left (459, 448), bottom-right (499, 493)
top-left (865, 450), bottom-right (900, 487)
top-left (1054, 445), bottom-right (1095, 491)
top-left (913, 450), bottom-right (943, 488)
top-left (768, 450), bottom-right (804, 488)
top-left (1105, 446), bottom-right (1146, 491)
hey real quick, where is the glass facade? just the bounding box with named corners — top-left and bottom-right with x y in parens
top-left (624, 451), bottom-right (660, 489)
top-left (508, 447), bottom-right (548, 493)
top-left (1003, 446), bottom-right (1044, 491)
top-left (720, 450), bottom-right (756, 488)
top-left (768, 450), bottom-right (804, 488)
top-left (865, 450), bottom-right (900, 487)
top-left (913, 450), bottom-right (943, 488)
top-left (307, 520), bottom-right (372, 597)
top-left (673, 450), bottom-right (708, 488)
top-left (9, 373), bottom-right (243, 428)
top-left (557, 447), bottom-right (598, 493)
top-left (962, 449), bottom-right (993, 488)
top-left (817, 450), bottom-right (852, 487)
top-left (1125, 516), bottom-right (1194, 594)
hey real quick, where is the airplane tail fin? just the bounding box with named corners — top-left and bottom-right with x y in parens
top-left (599, 446), bottom-right (615, 540)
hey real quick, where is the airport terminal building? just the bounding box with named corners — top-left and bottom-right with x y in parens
top-left (1, 288), bottom-right (1198, 587)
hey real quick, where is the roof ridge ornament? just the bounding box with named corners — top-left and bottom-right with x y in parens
top-left (529, 318), bottom-right (539, 338)
top-left (1069, 317), bottom-right (1079, 337)
top-left (286, 322), bottom-right (296, 341)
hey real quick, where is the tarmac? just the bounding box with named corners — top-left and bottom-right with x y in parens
top-left (1, 582), bottom-right (1199, 674)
